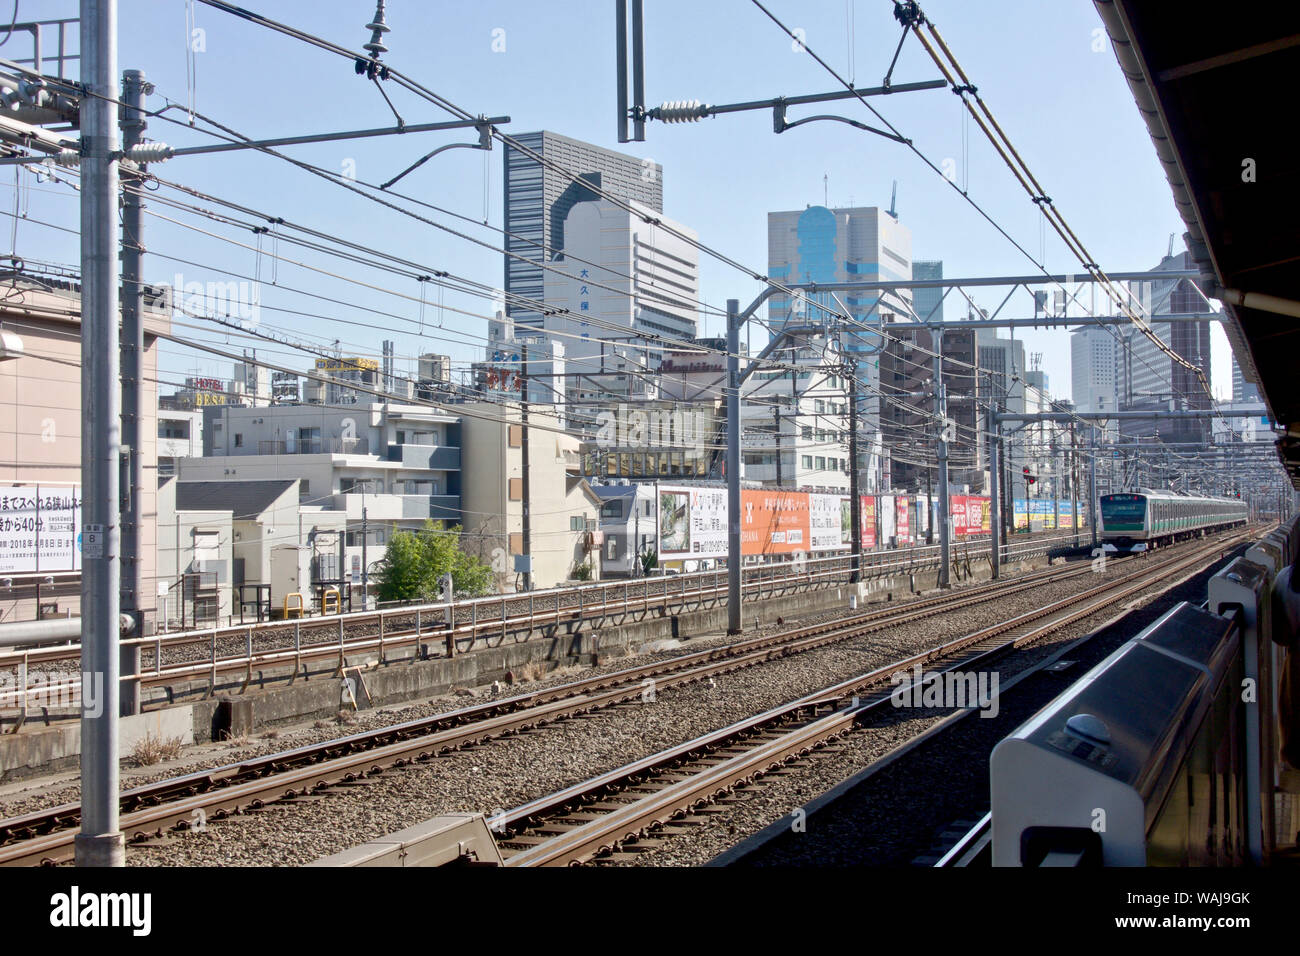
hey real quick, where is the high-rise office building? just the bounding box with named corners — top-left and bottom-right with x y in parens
top-left (912, 260), bottom-right (944, 324)
top-left (1231, 357), bottom-right (1262, 403)
top-left (503, 131), bottom-right (662, 331)
top-left (1070, 325), bottom-right (1119, 414)
top-left (767, 205), bottom-right (912, 489)
top-left (543, 198), bottom-right (698, 373)
top-left (767, 205), bottom-right (913, 339)
top-left (880, 325), bottom-right (981, 492)
top-left (1118, 251), bottom-right (1214, 442)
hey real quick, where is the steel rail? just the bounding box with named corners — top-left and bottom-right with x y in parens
top-left (0, 543), bottom-right (1119, 866)
top-left (499, 532), bottom-right (1249, 865)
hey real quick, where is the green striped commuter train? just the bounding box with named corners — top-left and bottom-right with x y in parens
top-left (1098, 489), bottom-right (1248, 552)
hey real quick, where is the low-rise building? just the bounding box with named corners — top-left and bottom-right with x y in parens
top-left (157, 476), bottom-right (349, 627)
top-left (458, 402), bottom-right (602, 590)
top-left (184, 402), bottom-right (461, 606)
top-left (157, 409), bottom-right (203, 477)
top-left (0, 265), bottom-right (168, 626)
top-left (594, 483), bottom-right (658, 578)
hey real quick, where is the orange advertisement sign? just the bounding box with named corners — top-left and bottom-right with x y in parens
top-left (740, 489), bottom-right (810, 555)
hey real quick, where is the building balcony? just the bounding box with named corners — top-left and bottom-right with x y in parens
top-left (384, 443), bottom-right (461, 470)
top-left (334, 492), bottom-right (461, 523)
top-left (256, 436), bottom-right (371, 456)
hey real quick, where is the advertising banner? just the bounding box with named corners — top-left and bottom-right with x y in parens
top-left (1013, 498), bottom-right (1029, 530)
top-left (860, 495), bottom-right (877, 549)
top-left (0, 484), bottom-right (82, 574)
top-left (740, 489), bottom-right (809, 555)
top-left (895, 495), bottom-right (911, 545)
top-left (658, 484), bottom-right (727, 559)
top-left (809, 494), bottom-right (847, 552)
top-left (879, 493), bottom-right (896, 544)
top-left (950, 495), bottom-right (969, 536)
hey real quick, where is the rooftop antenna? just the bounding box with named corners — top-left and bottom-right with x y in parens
top-left (1167, 232), bottom-right (1175, 258)
top-left (823, 173), bottom-right (828, 207)
top-left (887, 179), bottom-right (898, 219)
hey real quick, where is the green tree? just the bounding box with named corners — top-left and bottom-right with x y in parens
top-left (373, 521), bottom-right (493, 602)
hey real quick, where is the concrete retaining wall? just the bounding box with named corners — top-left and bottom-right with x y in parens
top-left (0, 553), bottom-right (1034, 782)
top-left (0, 706), bottom-right (194, 781)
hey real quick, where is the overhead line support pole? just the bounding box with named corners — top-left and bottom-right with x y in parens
top-left (119, 67), bottom-right (148, 717)
top-left (988, 405), bottom-right (1001, 579)
top-left (936, 328), bottom-right (950, 588)
top-left (726, 299), bottom-right (741, 634)
top-left (77, 0), bottom-right (124, 869)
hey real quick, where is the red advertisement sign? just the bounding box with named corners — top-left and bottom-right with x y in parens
top-left (948, 495), bottom-right (992, 536)
top-left (860, 495), bottom-right (877, 549)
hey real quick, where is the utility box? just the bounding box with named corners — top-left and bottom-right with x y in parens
top-left (271, 545), bottom-right (313, 615)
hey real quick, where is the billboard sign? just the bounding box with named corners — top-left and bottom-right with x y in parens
top-left (809, 494), bottom-right (846, 552)
top-left (0, 484), bottom-right (82, 574)
top-left (658, 484), bottom-right (727, 559)
top-left (861, 495), bottom-right (877, 549)
top-left (741, 490), bottom-right (809, 555)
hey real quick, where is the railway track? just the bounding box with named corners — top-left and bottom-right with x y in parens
top-left (492, 530), bottom-right (1248, 866)
top-left (0, 531), bottom-right (1242, 867)
top-left (0, 543), bottom-right (1117, 866)
top-left (0, 531), bottom-right (1074, 711)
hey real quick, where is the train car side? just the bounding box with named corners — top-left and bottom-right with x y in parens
top-left (1100, 491), bottom-right (1247, 552)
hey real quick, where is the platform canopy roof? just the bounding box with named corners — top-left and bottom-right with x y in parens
top-left (1096, 1), bottom-right (1300, 486)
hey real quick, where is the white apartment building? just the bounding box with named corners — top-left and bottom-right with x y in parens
top-left (594, 483), bottom-right (658, 578)
top-left (157, 408), bottom-right (203, 477)
top-left (183, 403), bottom-right (462, 602)
top-left (741, 332), bottom-right (852, 493)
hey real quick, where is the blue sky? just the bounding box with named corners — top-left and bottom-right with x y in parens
top-left (16, 0), bottom-right (1230, 400)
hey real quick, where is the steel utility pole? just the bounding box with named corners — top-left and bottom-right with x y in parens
top-left (935, 332), bottom-right (951, 588)
top-left (1070, 422), bottom-right (1080, 548)
top-left (925, 467), bottom-right (934, 545)
top-left (988, 406), bottom-right (1001, 579)
top-left (848, 362), bottom-right (862, 583)
top-left (520, 342), bottom-right (532, 592)
top-left (773, 403), bottom-right (782, 487)
top-left (1089, 426), bottom-right (1099, 549)
top-left (118, 67), bottom-right (148, 717)
top-left (78, 0), bottom-right (124, 868)
top-left (726, 299), bottom-right (741, 634)
top-left (361, 485), bottom-right (369, 609)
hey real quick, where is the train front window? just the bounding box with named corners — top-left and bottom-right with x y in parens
top-left (1102, 496), bottom-right (1146, 527)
